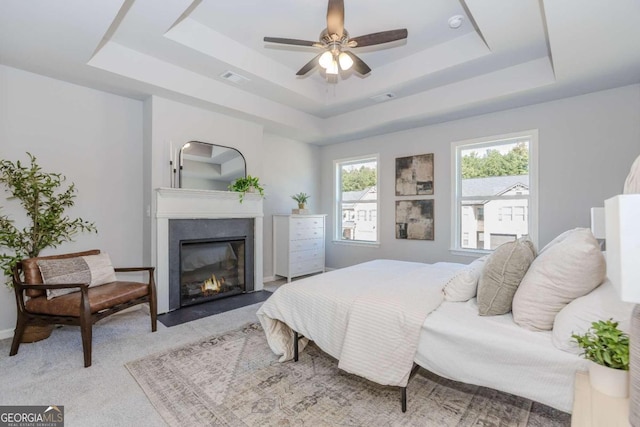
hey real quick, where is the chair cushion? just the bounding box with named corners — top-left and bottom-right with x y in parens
top-left (25, 281), bottom-right (149, 317)
top-left (37, 253), bottom-right (117, 299)
top-left (21, 249), bottom-right (101, 298)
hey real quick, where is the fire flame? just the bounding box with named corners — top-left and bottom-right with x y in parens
top-left (201, 274), bottom-right (225, 294)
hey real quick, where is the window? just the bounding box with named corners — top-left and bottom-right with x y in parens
top-left (451, 130), bottom-right (538, 253)
top-left (335, 155), bottom-right (379, 243)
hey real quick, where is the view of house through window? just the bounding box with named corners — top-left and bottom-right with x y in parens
top-left (335, 156), bottom-right (379, 243)
top-left (453, 131), bottom-right (537, 252)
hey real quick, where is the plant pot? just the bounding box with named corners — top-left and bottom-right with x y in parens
top-left (588, 360), bottom-right (630, 397)
top-left (21, 324), bottom-right (54, 343)
top-left (298, 203), bottom-right (306, 209)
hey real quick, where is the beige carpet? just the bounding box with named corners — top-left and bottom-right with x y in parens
top-left (126, 323), bottom-right (570, 427)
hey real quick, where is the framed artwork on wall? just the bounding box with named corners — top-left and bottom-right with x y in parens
top-left (395, 153), bottom-right (434, 196)
top-left (395, 200), bottom-right (434, 240)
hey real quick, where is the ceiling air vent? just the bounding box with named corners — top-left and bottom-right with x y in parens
top-left (370, 92), bottom-right (396, 103)
top-left (219, 71), bottom-right (250, 85)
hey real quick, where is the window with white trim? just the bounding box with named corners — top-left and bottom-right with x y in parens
top-left (451, 130), bottom-right (538, 253)
top-left (334, 155), bottom-right (379, 243)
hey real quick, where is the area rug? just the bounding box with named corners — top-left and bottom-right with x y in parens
top-left (126, 323), bottom-right (570, 427)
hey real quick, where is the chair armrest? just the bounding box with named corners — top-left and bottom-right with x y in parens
top-left (114, 267), bottom-right (155, 273)
top-left (14, 282), bottom-right (90, 291)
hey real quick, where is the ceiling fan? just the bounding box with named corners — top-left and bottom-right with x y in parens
top-left (263, 0), bottom-right (408, 77)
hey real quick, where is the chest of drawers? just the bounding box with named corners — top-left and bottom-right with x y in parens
top-left (273, 214), bottom-right (326, 282)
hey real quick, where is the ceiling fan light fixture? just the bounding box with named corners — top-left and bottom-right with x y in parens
top-left (338, 52), bottom-right (353, 71)
top-left (326, 60), bottom-right (339, 75)
top-left (319, 51), bottom-right (334, 69)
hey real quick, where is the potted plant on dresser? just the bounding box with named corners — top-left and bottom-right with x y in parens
top-left (0, 153), bottom-right (97, 342)
top-left (291, 192), bottom-right (310, 214)
top-left (573, 319), bottom-right (630, 397)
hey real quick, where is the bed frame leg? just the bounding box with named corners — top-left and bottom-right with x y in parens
top-left (293, 331), bottom-right (299, 362)
top-left (400, 363), bottom-right (420, 412)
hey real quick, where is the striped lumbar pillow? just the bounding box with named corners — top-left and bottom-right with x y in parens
top-left (37, 253), bottom-right (117, 300)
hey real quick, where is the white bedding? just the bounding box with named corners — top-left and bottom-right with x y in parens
top-left (257, 259), bottom-right (464, 387)
top-left (415, 298), bottom-right (587, 413)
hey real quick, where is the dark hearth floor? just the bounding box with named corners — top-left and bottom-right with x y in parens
top-left (157, 290), bottom-right (272, 327)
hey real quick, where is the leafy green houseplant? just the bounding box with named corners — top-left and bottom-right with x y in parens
top-left (572, 319), bottom-right (630, 397)
top-left (0, 153), bottom-right (97, 287)
top-left (291, 192), bottom-right (310, 209)
top-left (572, 319), bottom-right (629, 370)
top-left (228, 175), bottom-right (264, 202)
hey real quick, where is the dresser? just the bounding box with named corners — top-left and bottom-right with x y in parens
top-left (273, 214), bottom-right (326, 282)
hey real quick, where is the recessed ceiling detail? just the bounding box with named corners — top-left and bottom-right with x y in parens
top-left (1, 0), bottom-right (639, 145)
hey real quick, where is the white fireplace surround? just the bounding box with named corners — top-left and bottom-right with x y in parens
top-left (155, 188), bottom-right (264, 313)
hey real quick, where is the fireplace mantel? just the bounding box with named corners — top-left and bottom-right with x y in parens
top-left (155, 187), bottom-right (264, 313)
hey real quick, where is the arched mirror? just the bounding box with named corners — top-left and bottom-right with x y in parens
top-left (178, 141), bottom-right (246, 191)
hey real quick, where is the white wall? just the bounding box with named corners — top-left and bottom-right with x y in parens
top-left (320, 84), bottom-right (640, 269)
top-left (261, 133), bottom-right (321, 279)
top-left (0, 65), bottom-right (144, 336)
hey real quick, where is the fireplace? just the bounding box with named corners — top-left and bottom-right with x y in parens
top-left (168, 217), bottom-right (255, 311)
top-left (155, 188), bottom-right (264, 314)
top-left (180, 238), bottom-right (246, 306)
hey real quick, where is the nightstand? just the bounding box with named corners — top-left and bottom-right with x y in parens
top-left (571, 371), bottom-right (630, 426)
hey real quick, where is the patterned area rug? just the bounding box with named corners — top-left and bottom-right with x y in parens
top-left (126, 323), bottom-right (570, 427)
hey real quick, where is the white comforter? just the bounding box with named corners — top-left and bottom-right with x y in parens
top-left (256, 259), bottom-right (464, 387)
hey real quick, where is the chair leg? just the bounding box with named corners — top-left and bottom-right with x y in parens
top-left (80, 292), bottom-right (92, 367)
top-left (9, 314), bottom-right (27, 356)
top-left (150, 295), bottom-right (157, 333)
top-left (80, 317), bottom-right (92, 368)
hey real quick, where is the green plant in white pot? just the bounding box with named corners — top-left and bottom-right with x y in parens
top-left (572, 319), bottom-right (630, 397)
top-left (228, 175), bottom-right (264, 203)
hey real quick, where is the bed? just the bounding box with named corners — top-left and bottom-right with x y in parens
top-left (257, 258), bottom-right (586, 413)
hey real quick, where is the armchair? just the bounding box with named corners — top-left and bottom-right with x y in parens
top-left (9, 249), bottom-right (157, 367)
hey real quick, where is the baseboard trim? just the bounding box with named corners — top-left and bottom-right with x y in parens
top-left (262, 275), bottom-right (276, 283)
top-left (0, 328), bottom-right (14, 340)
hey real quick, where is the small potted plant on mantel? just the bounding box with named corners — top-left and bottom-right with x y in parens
top-left (228, 175), bottom-right (264, 203)
top-left (572, 319), bottom-right (630, 397)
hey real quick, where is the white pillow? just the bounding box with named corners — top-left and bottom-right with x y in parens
top-left (512, 228), bottom-right (606, 331)
top-left (442, 256), bottom-right (488, 302)
top-left (552, 279), bottom-right (634, 353)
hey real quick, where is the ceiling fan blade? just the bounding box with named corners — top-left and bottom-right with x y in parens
top-left (344, 51), bottom-right (371, 75)
top-left (296, 53), bottom-right (323, 76)
top-left (351, 29), bottom-right (408, 47)
top-left (264, 37), bottom-right (318, 47)
top-left (326, 0), bottom-right (344, 39)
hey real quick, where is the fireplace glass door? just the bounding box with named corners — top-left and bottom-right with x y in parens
top-left (180, 238), bottom-right (245, 306)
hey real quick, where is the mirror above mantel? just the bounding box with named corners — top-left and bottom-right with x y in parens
top-left (177, 141), bottom-right (246, 191)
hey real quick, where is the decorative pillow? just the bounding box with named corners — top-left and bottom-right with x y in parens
top-left (37, 253), bottom-right (117, 299)
top-left (477, 237), bottom-right (536, 316)
top-left (552, 279), bottom-right (634, 353)
top-left (512, 228), bottom-right (606, 331)
top-left (442, 256), bottom-right (488, 302)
